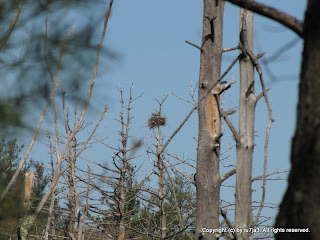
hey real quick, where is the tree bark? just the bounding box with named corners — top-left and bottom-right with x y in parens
top-left (154, 117), bottom-right (167, 239)
top-left (118, 165), bottom-right (126, 240)
top-left (118, 106), bottom-right (129, 240)
top-left (235, 7), bottom-right (255, 240)
top-left (275, 1), bottom-right (320, 239)
top-left (157, 137), bottom-right (166, 239)
top-left (17, 172), bottom-right (35, 240)
top-left (66, 137), bottom-right (77, 240)
top-left (195, 0), bottom-right (224, 239)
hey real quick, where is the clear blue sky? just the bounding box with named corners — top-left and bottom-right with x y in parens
top-left (25, 0), bottom-right (307, 228)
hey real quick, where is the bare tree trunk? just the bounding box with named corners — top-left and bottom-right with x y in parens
top-left (66, 137), bottom-right (77, 240)
top-left (275, 0), bottom-right (320, 239)
top-left (118, 167), bottom-right (126, 240)
top-left (45, 177), bottom-right (56, 240)
top-left (156, 126), bottom-right (166, 239)
top-left (118, 90), bottom-right (130, 240)
top-left (195, 0), bottom-right (225, 239)
top-left (235, 7), bottom-right (255, 240)
top-left (45, 136), bottom-right (57, 240)
top-left (80, 166), bottom-right (91, 240)
top-left (159, 163), bottom-right (166, 239)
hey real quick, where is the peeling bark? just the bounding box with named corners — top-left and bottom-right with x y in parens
top-left (195, 0), bottom-right (225, 239)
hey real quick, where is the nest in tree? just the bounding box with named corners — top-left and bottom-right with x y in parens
top-left (148, 114), bottom-right (166, 129)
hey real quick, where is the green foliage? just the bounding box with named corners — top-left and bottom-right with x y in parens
top-left (135, 173), bottom-right (195, 239)
top-left (27, 160), bottom-right (51, 236)
top-left (164, 174), bottom-right (195, 239)
top-left (0, 138), bottom-right (27, 238)
top-left (0, 138), bottom-right (49, 239)
top-left (101, 165), bottom-right (142, 238)
top-left (29, 160), bottom-right (50, 209)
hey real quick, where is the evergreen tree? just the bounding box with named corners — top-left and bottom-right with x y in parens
top-left (0, 138), bottom-right (49, 239)
top-left (0, 138), bottom-right (26, 239)
top-left (101, 165), bottom-right (142, 239)
top-left (137, 173), bottom-right (195, 239)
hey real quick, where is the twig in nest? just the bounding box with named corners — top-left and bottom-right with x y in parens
top-left (148, 113), bottom-right (167, 129)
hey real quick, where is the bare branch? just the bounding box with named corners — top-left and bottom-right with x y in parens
top-left (254, 119), bottom-right (272, 226)
top-left (21, 0), bottom-right (114, 231)
top-left (239, 43), bottom-right (274, 122)
top-left (256, 87), bottom-right (271, 102)
top-left (223, 46), bottom-right (239, 52)
top-left (252, 170), bottom-right (288, 182)
top-left (159, 55), bottom-right (240, 156)
top-left (224, 0), bottom-right (303, 37)
top-left (220, 169), bottom-right (236, 182)
top-left (0, 25), bottom-right (74, 202)
top-left (76, 0), bottom-right (113, 131)
top-left (166, 152), bottom-right (196, 169)
top-left (220, 209), bottom-right (237, 240)
top-left (239, 39), bottom-right (274, 228)
top-left (221, 108), bottom-right (240, 143)
top-left (75, 104), bottom-right (108, 159)
top-left (224, 109), bottom-right (237, 115)
top-left (0, 0), bottom-right (24, 49)
top-left (163, 157), bottom-right (194, 185)
top-left (185, 40), bottom-right (202, 52)
top-left (171, 92), bottom-right (195, 106)
top-left (256, 52), bottom-right (266, 59)
top-left (44, 134), bottom-right (56, 240)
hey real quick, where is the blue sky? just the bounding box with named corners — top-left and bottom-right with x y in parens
top-left (23, 0), bottom-right (307, 228)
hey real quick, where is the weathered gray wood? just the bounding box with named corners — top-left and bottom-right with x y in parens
top-left (235, 7), bottom-right (255, 240)
top-left (195, 0), bottom-right (225, 239)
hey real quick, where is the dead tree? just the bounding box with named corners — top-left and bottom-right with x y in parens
top-left (195, 0), bottom-right (225, 239)
top-left (11, 1), bottom-right (113, 235)
top-left (148, 98), bottom-right (168, 239)
top-left (221, 0), bottom-right (313, 238)
top-left (44, 134), bottom-right (57, 240)
top-left (116, 87), bottom-right (137, 240)
top-left (62, 110), bottom-right (83, 240)
top-left (191, 1), bottom-right (274, 239)
top-left (92, 87), bottom-right (143, 239)
top-left (235, 7), bottom-right (255, 240)
top-left (137, 97), bottom-right (195, 239)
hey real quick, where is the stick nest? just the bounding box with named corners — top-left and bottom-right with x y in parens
top-left (148, 114), bottom-right (166, 129)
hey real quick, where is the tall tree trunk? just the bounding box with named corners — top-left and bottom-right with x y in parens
top-left (275, 0), bottom-right (320, 239)
top-left (156, 125), bottom-right (166, 239)
top-left (118, 96), bottom-right (129, 240)
top-left (66, 138), bottom-right (77, 240)
top-left (195, 0), bottom-right (224, 239)
top-left (235, 7), bottom-right (255, 240)
top-left (118, 168), bottom-right (126, 240)
top-left (158, 159), bottom-right (166, 239)
top-left (118, 142), bottom-right (127, 240)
